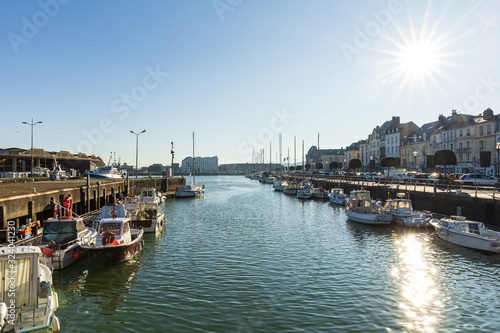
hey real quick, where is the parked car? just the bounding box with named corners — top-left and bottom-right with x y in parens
top-left (365, 172), bottom-right (384, 180)
top-left (414, 172), bottom-right (431, 179)
top-left (448, 173), bottom-right (463, 181)
top-left (400, 171), bottom-right (417, 180)
top-left (458, 173), bottom-right (498, 186)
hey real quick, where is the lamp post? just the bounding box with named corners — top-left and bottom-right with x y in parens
top-left (22, 118), bottom-right (42, 181)
top-left (496, 142), bottom-right (500, 176)
top-left (130, 130), bottom-right (146, 178)
top-left (170, 142), bottom-right (174, 177)
top-left (413, 151), bottom-right (418, 170)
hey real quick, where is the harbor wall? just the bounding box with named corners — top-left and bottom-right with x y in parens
top-left (0, 177), bottom-right (185, 234)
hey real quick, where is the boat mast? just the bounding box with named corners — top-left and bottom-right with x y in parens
top-left (294, 136), bottom-right (296, 169)
top-left (269, 141), bottom-right (272, 173)
top-left (192, 131), bottom-right (195, 185)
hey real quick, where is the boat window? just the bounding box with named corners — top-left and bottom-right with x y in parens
top-left (2, 258), bottom-right (31, 308)
top-left (400, 201), bottom-right (410, 209)
top-left (391, 202), bottom-right (398, 210)
top-left (123, 222), bottom-right (130, 234)
top-left (438, 221), bottom-right (449, 228)
top-left (42, 221), bottom-right (78, 244)
top-left (383, 202), bottom-right (390, 209)
top-left (99, 222), bottom-right (122, 236)
top-left (468, 223), bottom-right (480, 234)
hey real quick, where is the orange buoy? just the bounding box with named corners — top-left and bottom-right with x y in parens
top-left (71, 250), bottom-right (81, 260)
top-left (110, 240), bottom-right (120, 246)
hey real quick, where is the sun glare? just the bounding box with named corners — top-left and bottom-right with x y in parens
top-left (400, 44), bottom-right (437, 75)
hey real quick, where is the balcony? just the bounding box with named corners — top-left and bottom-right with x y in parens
top-left (456, 147), bottom-right (471, 153)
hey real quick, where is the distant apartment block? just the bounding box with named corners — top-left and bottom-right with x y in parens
top-left (181, 156), bottom-right (218, 174)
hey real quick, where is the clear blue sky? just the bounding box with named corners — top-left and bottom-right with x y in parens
top-left (1, 0), bottom-right (499, 167)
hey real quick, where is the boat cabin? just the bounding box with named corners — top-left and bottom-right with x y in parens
top-left (123, 195), bottom-right (140, 211)
top-left (140, 188), bottom-right (160, 204)
top-left (97, 218), bottom-right (132, 246)
top-left (384, 199), bottom-right (413, 214)
top-left (0, 246), bottom-right (54, 330)
top-left (95, 204), bottom-right (128, 222)
top-left (42, 217), bottom-right (88, 249)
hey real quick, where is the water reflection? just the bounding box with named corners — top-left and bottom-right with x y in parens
top-left (392, 233), bottom-right (442, 332)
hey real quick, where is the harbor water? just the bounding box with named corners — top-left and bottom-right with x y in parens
top-left (54, 176), bottom-right (500, 332)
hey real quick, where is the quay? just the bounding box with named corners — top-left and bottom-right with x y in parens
top-left (0, 176), bottom-right (185, 242)
top-left (283, 174), bottom-right (500, 226)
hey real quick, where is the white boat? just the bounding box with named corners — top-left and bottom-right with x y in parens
top-left (273, 180), bottom-right (287, 191)
top-left (328, 188), bottom-right (347, 206)
top-left (123, 195), bottom-right (140, 212)
top-left (131, 202), bottom-right (166, 233)
top-left (82, 217), bottom-right (144, 263)
top-left (0, 246), bottom-right (60, 333)
top-left (346, 190), bottom-right (393, 225)
top-left (283, 182), bottom-right (299, 195)
top-left (176, 132), bottom-right (205, 198)
top-left (297, 188), bottom-right (312, 199)
top-left (85, 165), bottom-right (127, 179)
top-left (383, 193), bottom-right (431, 228)
top-left (430, 215), bottom-right (500, 253)
top-left (38, 216), bottom-right (97, 270)
top-left (311, 187), bottom-right (329, 199)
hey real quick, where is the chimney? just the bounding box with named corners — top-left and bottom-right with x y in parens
top-left (438, 114), bottom-right (446, 123)
top-left (483, 108), bottom-right (494, 119)
top-left (392, 116), bottom-right (400, 126)
top-left (452, 109), bottom-right (457, 115)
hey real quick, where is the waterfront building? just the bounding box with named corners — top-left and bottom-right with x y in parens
top-left (359, 140), bottom-right (369, 170)
top-left (181, 156), bottom-right (218, 174)
top-left (344, 142), bottom-right (360, 168)
top-left (306, 147), bottom-right (345, 170)
top-left (473, 108), bottom-right (496, 175)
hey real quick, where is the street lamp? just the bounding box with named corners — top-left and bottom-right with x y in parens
top-left (170, 141), bottom-right (174, 177)
top-left (130, 130), bottom-right (146, 178)
top-left (413, 151), bottom-right (418, 170)
top-left (22, 118), bottom-right (42, 181)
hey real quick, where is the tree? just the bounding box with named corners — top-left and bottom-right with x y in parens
top-left (289, 166), bottom-right (295, 171)
top-left (329, 161), bottom-right (338, 170)
top-left (316, 163), bottom-right (323, 170)
top-left (348, 158), bottom-right (362, 171)
top-left (381, 157), bottom-right (399, 177)
top-left (296, 165), bottom-right (303, 170)
top-left (433, 149), bottom-right (457, 177)
top-left (305, 163), bottom-right (311, 171)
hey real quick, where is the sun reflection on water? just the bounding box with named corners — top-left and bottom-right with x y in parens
top-left (391, 233), bottom-right (442, 332)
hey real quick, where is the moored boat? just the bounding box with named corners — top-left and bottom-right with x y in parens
top-left (82, 217), bottom-right (144, 263)
top-left (328, 188), bottom-right (347, 206)
top-left (38, 216), bottom-right (96, 270)
top-left (311, 187), bottom-right (329, 199)
top-left (383, 193), bottom-right (431, 228)
top-left (0, 246), bottom-right (60, 333)
top-left (283, 182), bottom-right (299, 195)
top-left (131, 202), bottom-right (166, 233)
top-left (346, 190), bottom-right (393, 225)
top-left (430, 215), bottom-right (500, 253)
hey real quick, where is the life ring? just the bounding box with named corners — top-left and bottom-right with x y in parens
top-left (102, 232), bottom-right (115, 246)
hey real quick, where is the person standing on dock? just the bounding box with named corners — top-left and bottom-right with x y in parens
top-left (64, 194), bottom-right (73, 218)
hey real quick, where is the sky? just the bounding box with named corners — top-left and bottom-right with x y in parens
top-left (1, 0), bottom-right (500, 168)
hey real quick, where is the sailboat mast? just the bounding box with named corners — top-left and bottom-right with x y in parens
top-left (269, 141), bottom-right (272, 173)
top-left (294, 136), bottom-right (296, 168)
top-left (302, 140), bottom-right (304, 175)
top-left (192, 131), bottom-right (195, 185)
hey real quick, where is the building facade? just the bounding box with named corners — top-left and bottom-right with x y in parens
top-left (181, 156), bottom-right (218, 174)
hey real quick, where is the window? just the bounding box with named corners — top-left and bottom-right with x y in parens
top-left (450, 143), bottom-right (454, 151)
top-left (480, 126), bottom-right (484, 136)
top-left (459, 142), bottom-right (463, 151)
top-left (466, 129), bottom-right (470, 136)
top-left (450, 131), bottom-right (454, 140)
top-left (480, 140), bottom-right (484, 151)
top-left (488, 125), bottom-right (492, 134)
top-left (443, 133), bottom-right (447, 142)
top-left (460, 130), bottom-right (463, 137)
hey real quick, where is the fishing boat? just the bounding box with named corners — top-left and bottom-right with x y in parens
top-left (84, 165), bottom-right (127, 179)
top-left (328, 188), bottom-right (347, 206)
top-left (296, 181), bottom-right (313, 199)
top-left (283, 182), bottom-right (299, 195)
top-left (82, 217), bottom-right (144, 263)
top-left (175, 132), bottom-right (205, 198)
top-left (346, 190), bottom-right (393, 225)
top-left (311, 187), bottom-right (329, 199)
top-left (273, 179), bottom-right (287, 191)
top-left (131, 202), bottom-right (166, 233)
top-left (430, 215), bottom-right (500, 253)
top-left (383, 193), bottom-right (431, 228)
top-left (38, 216), bottom-right (97, 270)
top-left (0, 246), bottom-right (60, 332)
top-left (139, 188), bottom-right (162, 204)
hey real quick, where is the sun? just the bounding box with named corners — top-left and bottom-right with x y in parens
top-left (400, 43), bottom-right (437, 75)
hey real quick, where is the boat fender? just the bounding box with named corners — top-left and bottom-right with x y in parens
top-left (42, 247), bottom-right (53, 258)
top-left (102, 232), bottom-right (116, 246)
top-left (72, 250), bottom-right (81, 260)
top-left (51, 315), bottom-right (60, 332)
top-left (110, 240), bottom-right (120, 246)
